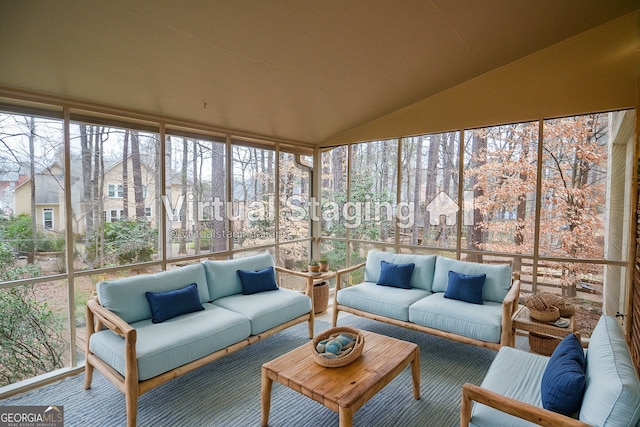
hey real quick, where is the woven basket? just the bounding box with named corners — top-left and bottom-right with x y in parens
top-left (529, 332), bottom-right (561, 356)
top-left (312, 326), bottom-right (364, 368)
top-left (538, 292), bottom-right (575, 317)
top-left (313, 282), bottom-right (329, 314)
top-left (529, 306), bottom-right (560, 322)
top-left (556, 302), bottom-right (575, 318)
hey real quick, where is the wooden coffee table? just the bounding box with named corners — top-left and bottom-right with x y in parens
top-left (260, 329), bottom-right (420, 427)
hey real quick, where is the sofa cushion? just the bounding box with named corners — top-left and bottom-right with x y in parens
top-left (579, 316), bottom-right (640, 426)
top-left (89, 303), bottom-right (251, 381)
top-left (409, 293), bottom-right (503, 343)
top-left (145, 283), bottom-right (205, 323)
top-left (237, 266), bottom-right (279, 295)
top-left (204, 253), bottom-right (275, 301)
top-left (470, 346), bottom-right (549, 427)
top-left (377, 260), bottom-right (415, 289)
top-left (432, 257), bottom-right (512, 303)
top-left (97, 263), bottom-right (210, 324)
top-left (337, 282), bottom-right (431, 321)
top-left (444, 271), bottom-right (485, 304)
top-left (213, 288), bottom-right (311, 335)
top-left (364, 250), bottom-right (436, 291)
top-left (540, 333), bottom-right (586, 416)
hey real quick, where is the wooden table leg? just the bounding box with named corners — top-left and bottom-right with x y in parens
top-left (338, 405), bottom-right (354, 427)
top-left (261, 368), bottom-right (273, 427)
top-left (411, 348), bottom-right (421, 400)
top-left (308, 276), bottom-right (315, 337)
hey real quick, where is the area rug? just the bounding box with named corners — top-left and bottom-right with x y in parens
top-left (0, 317), bottom-right (496, 426)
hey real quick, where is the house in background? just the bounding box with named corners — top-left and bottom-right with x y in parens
top-left (12, 156), bottom-right (192, 237)
top-left (14, 162), bottom-right (66, 232)
top-left (0, 172), bottom-right (26, 218)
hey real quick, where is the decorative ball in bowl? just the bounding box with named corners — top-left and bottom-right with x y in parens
top-left (312, 326), bottom-right (364, 368)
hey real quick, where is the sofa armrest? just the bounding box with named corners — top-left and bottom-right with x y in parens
top-left (86, 297), bottom-right (138, 386)
top-left (335, 262), bottom-right (366, 292)
top-left (274, 265), bottom-right (308, 279)
top-left (500, 279), bottom-right (521, 347)
top-left (87, 297), bottom-right (135, 339)
top-left (274, 266), bottom-right (314, 296)
top-left (460, 383), bottom-right (589, 427)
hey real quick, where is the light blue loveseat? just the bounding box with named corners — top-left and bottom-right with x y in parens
top-left (461, 315), bottom-right (640, 427)
top-left (84, 253), bottom-right (313, 427)
top-left (333, 250), bottom-right (521, 350)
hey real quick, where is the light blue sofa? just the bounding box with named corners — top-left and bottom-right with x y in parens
top-left (84, 253), bottom-right (313, 427)
top-left (461, 315), bottom-right (640, 427)
top-left (333, 250), bottom-right (521, 350)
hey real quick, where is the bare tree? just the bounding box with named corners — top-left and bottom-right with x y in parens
top-left (122, 131), bottom-right (129, 218)
top-left (130, 131), bottom-right (145, 218)
top-left (468, 131), bottom-right (487, 262)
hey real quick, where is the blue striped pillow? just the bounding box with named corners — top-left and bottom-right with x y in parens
top-left (377, 260), bottom-right (415, 289)
top-left (145, 283), bottom-right (204, 323)
top-left (444, 270), bottom-right (485, 304)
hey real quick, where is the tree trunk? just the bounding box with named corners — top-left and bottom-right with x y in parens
top-left (130, 131), bottom-right (145, 218)
top-left (95, 128), bottom-right (105, 266)
top-left (179, 138), bottom-right (188, 254)
top-left (28, 117), bottom-right (37, 261)
top-left (411, 137), bottom-right (422, 245)
top-left (192, 140), bottom-right (200, 254)
top-left (211, 142), bottom-right (226, 252)
top-left (122, 131), bottom-right (129, 219)
top-left (165, 136), bottom-right (173, 257)
top-left (425, 134), bottom-right (440, 234)
top-left (79, 124), bottom-right (94, 237)
top-left (332, 146), bottom-right (345, 193)
top-left (468, 132), bottom-right (487, 262)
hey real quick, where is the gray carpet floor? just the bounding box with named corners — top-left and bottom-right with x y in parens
top-left (0, 317), bottom-right (497, 426)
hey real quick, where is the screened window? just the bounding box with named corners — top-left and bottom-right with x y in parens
top-left (165, 134), bottom-right (227, 257)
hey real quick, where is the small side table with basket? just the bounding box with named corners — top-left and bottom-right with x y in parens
top-left (512, 298), bottom-right (577, 356)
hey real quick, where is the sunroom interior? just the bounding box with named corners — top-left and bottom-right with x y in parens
top-left (0, 0), bottom-right (639, 413)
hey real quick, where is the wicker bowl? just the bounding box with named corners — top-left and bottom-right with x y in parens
top-left (556, 302), bottom-right (575, 318)
top-left (529, 306), bottom-right (560, 322)
top-left (538, 292), bottom-right (575, 318)
top-left (312, 326), bottom-right (364, 368)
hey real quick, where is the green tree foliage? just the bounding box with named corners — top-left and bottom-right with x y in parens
top-left (0, 214), bottom-right (64, 253)
top-left (87, 218), bottom-right (157, 266)
top-left (0, 242), bottom-right (65, 386)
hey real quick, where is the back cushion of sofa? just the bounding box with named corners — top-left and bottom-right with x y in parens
top-left (363, 250), bottom-right (436, 291)
top-left (432, 257), bottom-right (512, 303)
top-left (96, 263), bottom-right (209, 324)
top-left (580, 315), bottom-right (640, 426)
top-left (204, 253), bottom-right (275, 301)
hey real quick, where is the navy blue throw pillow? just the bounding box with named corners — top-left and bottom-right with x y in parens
top-left (444, 270), bottom-right (486, 304)
top-left (145, 283), bottom-right (204, 323)
top-left (541, 333), bottom-right (586, 416)
top-left (376, 260), bottom-right (415, 289)
top-left (237, 266), bottom-right (279, 295)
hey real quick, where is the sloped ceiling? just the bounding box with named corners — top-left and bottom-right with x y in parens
top-left (0, 0), bottom-right (638, 144)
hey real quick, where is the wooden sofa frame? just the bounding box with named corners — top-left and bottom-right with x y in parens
top-left (460, 383), bottom-right (590, 426)
top-left (84, 266), bottom-right (313, 427)
top-left (332, 262), bottom-right (521, 351)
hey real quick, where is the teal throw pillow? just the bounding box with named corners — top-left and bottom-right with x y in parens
top-left (444, 270), bottom-right (485, 304)
top-left (237, 266), bottom-right (279, 295)
top-left (540, 333), bottom-right (586, 416)
top-left (376, 260), bottom-right (415, 289)
top-left (145, 283), bottom-right (204, 323)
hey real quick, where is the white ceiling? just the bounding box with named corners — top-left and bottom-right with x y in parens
top-left (0, 0), bottom-right (638, 144)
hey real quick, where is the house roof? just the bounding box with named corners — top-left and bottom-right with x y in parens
top-left (0, 1), bottom-right (638, 145)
